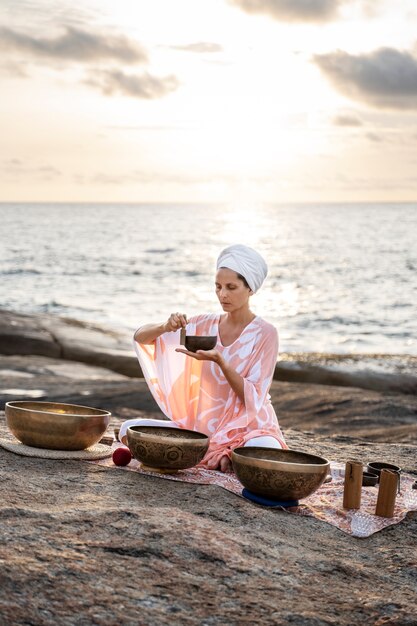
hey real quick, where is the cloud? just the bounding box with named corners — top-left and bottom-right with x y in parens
top-left (229, 0), bottom-right (342, 23)
top-left (0, 25), bottom-right (181, 99)
top-left (366, 131), bottom-right (383, 142)
top-left (76, 170), bottom-right (216, 186)
top-left (85, 70), bottom-right (179, 99)
top-left (170, 42), bottom-right (223, 53)
top-left (333, 114), bottom-right (363, 127)
top-left (314, 48), bottom-right (417, 109)
top-left (332, 172), bottom-right (417, 191)
top-left (75, 168), bottom-right (275, 186)
top-left (0, 59), bottom-right (28, 78)
top-left (105, 123), bottom-right (198, 131)
top-left (3, 159), bottom-right (62, 180)
top-left (5, 158), bottom-right (23, 167)
top-left (0, 25), bottom-right (147, 64)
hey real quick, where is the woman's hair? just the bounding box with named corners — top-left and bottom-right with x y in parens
top-left (236, 272), bottom-right (251, 290)
top-left (219, 266), bottom-right (251, 290)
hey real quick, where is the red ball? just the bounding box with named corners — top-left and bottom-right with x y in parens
top-left (112, 446), bottom-right (132, 466)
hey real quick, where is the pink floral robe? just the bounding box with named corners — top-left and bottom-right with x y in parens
top-left (134, 314), bottom-right (287, 469)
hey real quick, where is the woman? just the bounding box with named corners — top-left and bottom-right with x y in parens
top-left (119, 244), bottom-right (287, 471)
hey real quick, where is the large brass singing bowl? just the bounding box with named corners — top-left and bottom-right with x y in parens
top-left (5, 401), bottom-right (111, 450)
top-left (127, 426), bottom-right (209, 471)
top-left (231, 447), bottom-right (330, 501)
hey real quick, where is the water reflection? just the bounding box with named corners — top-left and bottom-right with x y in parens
top-left (0, 202), bottom-right (416, 355)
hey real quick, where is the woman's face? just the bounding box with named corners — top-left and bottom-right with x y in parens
top-left (215, 268), bottom-right (252, 312)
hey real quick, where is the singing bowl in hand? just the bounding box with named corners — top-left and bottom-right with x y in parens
top-left (184, 335), bottom-right (217, 352)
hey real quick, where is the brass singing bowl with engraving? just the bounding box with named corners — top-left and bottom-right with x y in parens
top-left (5, 401), bottom-right (111, 450)
top-left (231, 447), bottom-right (330, 501)
top-left (184, 335), bottom-right (217, 352)
top-left (127, 426), bottom-right (209, 471)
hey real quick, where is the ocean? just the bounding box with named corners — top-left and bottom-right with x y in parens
top-left (1, 202), bottom-right (416, 361)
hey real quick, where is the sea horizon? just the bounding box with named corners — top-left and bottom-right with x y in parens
top-left (2, 200), bottom-right (417, 206)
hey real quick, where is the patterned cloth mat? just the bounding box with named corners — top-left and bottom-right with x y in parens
top-left (91, 443), bottom-right (417, 537)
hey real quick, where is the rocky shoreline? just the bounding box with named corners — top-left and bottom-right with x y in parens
top-left (1, 308), bottom-right (417, 394)
top-left (1, 308), bottom-right (417, 625)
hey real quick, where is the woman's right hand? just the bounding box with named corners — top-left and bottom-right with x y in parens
top-left (164, 312), bottom-right (187, 333)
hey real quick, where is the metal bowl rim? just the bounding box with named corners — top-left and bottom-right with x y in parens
top-left (5, 400), bottom-right (111, 418)
top-left (184, 335), bottom-right (217, 340)
top-left (232, 447), bottom-right (330, 471)
top-left (367, 461), bottom-right (401, 472)
top-left (127, 425), bottom-right (209, 442)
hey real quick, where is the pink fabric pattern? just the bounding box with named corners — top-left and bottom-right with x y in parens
top-left (134, 314), bottom-right (287, 469)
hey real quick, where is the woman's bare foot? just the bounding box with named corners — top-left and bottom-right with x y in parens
top-left (219, 456), bottom-right (232, 472)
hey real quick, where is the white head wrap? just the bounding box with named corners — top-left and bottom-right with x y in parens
top-left (216, 244), bottom-right (268, 293)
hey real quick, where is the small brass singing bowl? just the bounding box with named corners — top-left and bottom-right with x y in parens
top-left (231, 447), bottom-right (330, 501)
top-left (184, 335), bottom-right (217, 352)
top-left (5, 401), bottom-right (111, 451)
top-left (362, 471), bottom-right (379, 487)
top-left (366, 462), bottom-right (401, 482)
top-left (126, 426), bottom-right (209, 472)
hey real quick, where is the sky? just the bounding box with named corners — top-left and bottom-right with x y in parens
top-left (1, 0), bottom-right (417, 203)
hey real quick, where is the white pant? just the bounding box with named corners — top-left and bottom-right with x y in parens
top-left (118, 418), bottom-right (282, 449)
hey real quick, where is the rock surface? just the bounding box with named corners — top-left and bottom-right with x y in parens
top-left (2, 354), bottom-right (417, 443)
top-left (2, 308), bottom-right (417, 393)
top-left (1, 410), bottom-right (416, 626)
top-left (0, 308), bottom-right (139, 377)
top-left (1, 308), bottom-right (417, 625)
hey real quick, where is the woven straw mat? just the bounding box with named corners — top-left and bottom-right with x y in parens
top-left (0, 437), bottom-right (112, 460)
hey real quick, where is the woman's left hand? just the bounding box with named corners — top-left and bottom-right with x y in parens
top-left (175, 348), bottom-right (222, 364)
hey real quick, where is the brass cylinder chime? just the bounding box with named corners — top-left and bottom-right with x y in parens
top-left (343, 461), bottom-right (399, 518)
top-left (343, 460), bottom-right (363, 510)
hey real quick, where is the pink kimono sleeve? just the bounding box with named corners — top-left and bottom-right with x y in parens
top-left (242, 325), bottom-right (278, 425)
top-left (133, 327), bottom-right (190, 420)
